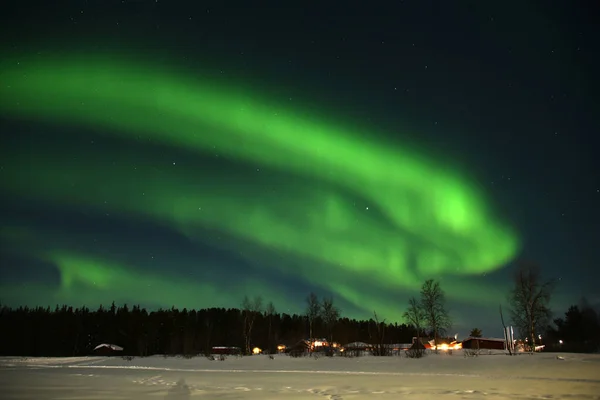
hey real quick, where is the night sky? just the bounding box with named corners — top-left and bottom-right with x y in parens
top-left (1, 1), bottom-right (598, 338)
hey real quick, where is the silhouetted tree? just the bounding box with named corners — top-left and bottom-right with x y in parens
top-left (0, 302), bottom-right (419, 357)
top-left (544, 297), bottom-right (600, 353)
top-left (420, 279), bottom-right (451, 351)
top-left (242, 295), bottom-right (263, 355)
top-left (370, 311), bottom-right (388, 356)
top-left (469, 328), bottom-right (482, 337)
top-left (321, 297), bottom-right (340, 344)
top-left (404, 297), bottom-right (425, 346)
top-left (265, 301), bottom-right (276, 354)
top-left (202, 312), bottom-right (213, 356)
top-left (508, 261), bottom-right (554, 352)
top-left (305, 292), bottom-right (320, 343)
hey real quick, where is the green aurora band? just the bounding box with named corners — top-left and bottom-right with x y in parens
top-left (0, 53), bottom-right (520, 319)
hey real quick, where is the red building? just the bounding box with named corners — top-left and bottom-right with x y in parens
top-left (461, 337), bottom-right (506, 350)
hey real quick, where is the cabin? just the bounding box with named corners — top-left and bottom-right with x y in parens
top-left (385, 343), bottom-right (413, 353)
top-left (93, 343), bottom-right (124, 356)
top-left (461, 337), bottom-right (506, 350)
top-left (211, 346), bottom-right (241, 355)
top-left (343, 341), bottom-right (371, 350)
top-left (287, 340), bottom-right (310, 357)
top-left (342, 341), bottom-right (372, 356)
top-left (276, 344), bottom-right (287, 354)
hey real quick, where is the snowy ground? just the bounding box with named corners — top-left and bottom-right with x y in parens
top-left (1, 351), bottom-right (599, 399)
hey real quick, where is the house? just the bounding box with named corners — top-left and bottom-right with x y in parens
top-left (93, 343), bottom-right (124, 356)
top-left (211, 346), bottom-right (241, 355)
top-left (308, 338), bottom-right (338, 350)
top-left (285, 338), bottom-right (341, 356)
top-left (461, 337), bottom-right (506, 350)
top-left (287, 340), bottom-right (311, 356)
top-left (276, 344), bottom-right (287, 354)
top-left (343, 341), bottom-right (372, 351)
top-left (429, 340), bottom-right (462, 351)
top-left (342, 341), bottom-right (372, 356)
top-left (381, 343), bottom-right (414, 355)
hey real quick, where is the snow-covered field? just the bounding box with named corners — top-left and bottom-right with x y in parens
top-left (1, 351), bottom-right (599, 399)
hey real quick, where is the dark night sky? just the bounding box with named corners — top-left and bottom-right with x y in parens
top-left (1, 0), bottom-right (598, 338)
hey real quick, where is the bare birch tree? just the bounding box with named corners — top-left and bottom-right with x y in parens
top-left (370, 311), bottom-right (388, 356)
top-left (404, 296), bottom-right (426, 345)
top-left (242, 295), bottom-right (263, 355)
top-left (306, 292), bottom-right (321, 344)
top-left (420, 279), bottom-right (451, 352)
top-left (321, 297), bottom-right (340, 345)
top-left (508, 262), bottom-right (554, 352)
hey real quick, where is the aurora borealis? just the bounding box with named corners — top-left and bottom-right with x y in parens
top-left (1, 1), bottom-right (598, 335)
top-left (0, 53), bottom-right (518, 318)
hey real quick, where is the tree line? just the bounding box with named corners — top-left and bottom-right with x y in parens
top-left (1, 263), bottom-right (597, 357)
top-left (0, 299), bottom-right (417, 357)
top-left (0, 279), bottom-right (447, 358)
top-left (544, 299), bottom-right (600, 353)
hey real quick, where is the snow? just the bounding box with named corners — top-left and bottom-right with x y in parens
top-left (93, 343), bottom-right (124, 351)
top-left (1, 351), bottom-right (599, 399)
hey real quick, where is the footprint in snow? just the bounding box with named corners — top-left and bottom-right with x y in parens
top-left (164, 378), bottom-right (191, 400)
